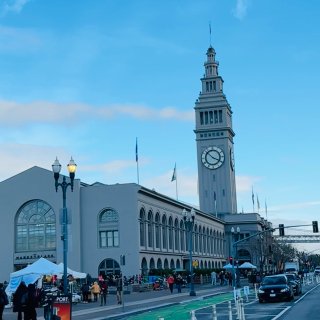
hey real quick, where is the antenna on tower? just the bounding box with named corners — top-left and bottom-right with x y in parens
top-left (209, 22), bottom-right (212, 46)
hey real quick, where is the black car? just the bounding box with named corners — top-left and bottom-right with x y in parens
top-left (284, 273), bottom-right (302, 295)
top-left (258, 275), bottom-right (294, 303)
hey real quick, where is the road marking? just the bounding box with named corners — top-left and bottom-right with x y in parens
top-left (294, 283), bottom-right (320, 304)
top-left (271, 306), bottom-right (291, 320)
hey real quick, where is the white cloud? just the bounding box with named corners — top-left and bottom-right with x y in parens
top-left (0, 143), bottom-right (67, 181)
top-left (236, 174), bottom-right (261, 192)
top-left (144, 170), bottom-right (199, 206)
top-left (0, 100), bottom-right (194, 126)
top-left (0, 0), bottom-right (30, 15)
top-left (233, 0), bottom-right (249, 20)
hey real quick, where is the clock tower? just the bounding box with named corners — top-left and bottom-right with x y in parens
top-left (195, 46), bottom-right (237, 215)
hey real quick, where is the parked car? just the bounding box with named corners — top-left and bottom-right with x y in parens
top-left (285, 273), bottom-right (302, 295)
top-left (314, 266), bottom-right (320, 276)
top-left (258, 274), bottom-right (294, 303)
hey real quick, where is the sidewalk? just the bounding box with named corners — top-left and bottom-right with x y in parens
top-left (3, 282), bottom-right (245, 320)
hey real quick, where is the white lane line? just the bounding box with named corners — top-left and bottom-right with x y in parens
top-left (271, 306), bottom-right (291, 320)
top-left (294, 283), bottom-right (320, 304)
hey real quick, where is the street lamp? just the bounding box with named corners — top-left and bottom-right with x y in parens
top-left (182, 208), bottom-right (196, 296)
top-left (52, 157), bottom-right (77, 295)
top-left (231, 226), bottom-right (240, 288)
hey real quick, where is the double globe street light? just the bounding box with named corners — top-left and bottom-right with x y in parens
top-left (182, 208), bottom-right (196, 296)
top-left (52, 157), bottom-right (77, 295)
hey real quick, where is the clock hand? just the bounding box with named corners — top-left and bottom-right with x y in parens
top-left (207, 154), bottom-right (219, 162)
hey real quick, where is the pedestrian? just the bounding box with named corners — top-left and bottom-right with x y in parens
top-left (115, 276), bottom-right (122, 305)
top-left (99, 280), bottom-right (108, 306)
top-left (211, 271), bottom-right (217, 285)
top-left (24, 283), bottom-right (38, 320)
top-left (219, 271), bottom-right (225, 286)
top-left (176, 275), bottom-right (183, 293)
top-left (81, 282), bottom-right (90, 303)
top-left (13, 281), bottom-right (28, 320)
top-left (90, 282), bottom-right (100, 302)
top-left (0, 283), bottom-right (9, 320)
top-left (167, 275), bottom-right (175, 293)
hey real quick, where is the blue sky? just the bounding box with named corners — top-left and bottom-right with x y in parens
top-left (1, 0), bottom-right (320, 249)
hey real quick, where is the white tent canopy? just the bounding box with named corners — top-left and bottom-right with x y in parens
top-left (223, 263), bottom-right (234, 269)
top-left (239, 262), bottom-right (257, 269)
top-left (6, 258), bottom-right (86, 295)
top-left (6, 258), bottom-right (60, 295)
top-left (56, 263), bottom-right (86, 279)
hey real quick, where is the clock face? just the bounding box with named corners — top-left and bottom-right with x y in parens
top-left (230, 148), bottom-right (235, 170)
top-left (201, 146), bottom-right (225, 170)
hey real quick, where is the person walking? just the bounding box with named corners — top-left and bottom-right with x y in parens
top-left (99, 280), bottom-right (108, 306)
top-left (24, 283), bottom-right (38, 320)
top-left (0, 283), bottom-right (9, 320)
top-left (13, 281), bottom-right (28, 320)
top-left (176, 275), bottom-right (183, 293)
top-left (167, 275), bottom-right (175, 293)
top-left (90, 282), bottom-right (100, 302)
top-left (115, 276), bottom-right (122, 305)
top-left (81, 282), bottom-right (90, 303)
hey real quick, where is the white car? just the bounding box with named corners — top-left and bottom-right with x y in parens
top-left (314, 266), bottom-right (320, 276)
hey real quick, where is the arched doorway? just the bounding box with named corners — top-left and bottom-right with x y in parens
top-left (98, 258), bottom-right (121, 277)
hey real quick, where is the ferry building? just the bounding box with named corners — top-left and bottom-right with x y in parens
top-left (0, 45), bottom-right (272, 281)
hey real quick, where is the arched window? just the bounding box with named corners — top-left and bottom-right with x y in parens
top-left (141, 257), bottom-right (148, 275)
top-left (150, 258), bottom-right (155, 270)
top-left (155, 213), bottom-right (160, 249)
top-left (170, 259), bottom-right (175, 269)
top-left (16, 200), bottom-right (56, 252)
top-left (164, 258), bottom-right (169, 269)
top-left (98, 258), bottom-right (120, 276)
top-left (99, 208), bottom-right (119, 248)
top-left (180, 220), bottom-right (185, 251)
top-left (139, 208), bottom-right (146, 247)
top-left (157, 258), bottom-right (162, 269)
top-left (194, 224), bottom-right (199, 253)
top-left (213, 230), bottom-right (217, 255)
top-left (147, 210), bottom-right (153, 248)
top-left (168, 217), bottom-right (173, 250)
top-left (203, 227), bottom-right (207, 254)
top-left (198, 226), bottom-right (203, 253)
top-left (162, 215), bottom-right (167, 250)
top-left (174, 218), bottom-right (179, 251)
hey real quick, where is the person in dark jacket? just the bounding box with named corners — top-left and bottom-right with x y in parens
top-left (24, 283), bottom-right (37, 320)
top-left (0, 283), bottom-right (9, 320)
top-left (13, 281), bottom-right (28, 320)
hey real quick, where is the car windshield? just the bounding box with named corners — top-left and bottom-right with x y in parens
top-left (262, 276), bottom-right (286, 285)
top-left (286, 274), bottom-right (295, 280)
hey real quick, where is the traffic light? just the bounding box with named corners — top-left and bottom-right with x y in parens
top-left (312, 221), bottom-right (319, 233)
top-left (279, 224), bottom-right (285, 236)
top-left (229, 257), bottom-right (233, 265)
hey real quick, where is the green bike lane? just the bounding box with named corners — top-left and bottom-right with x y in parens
top-left (124, 292), bottom-right (234, 320)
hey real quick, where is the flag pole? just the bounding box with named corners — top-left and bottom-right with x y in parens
top-left (251, 186), bottom-right (255, 212)
top-left (136, 137), bottom-right (140, 185)
top-left (265, 199), bottom-right (268, 220)
top-left (171, 163), bottom-right (178, 200)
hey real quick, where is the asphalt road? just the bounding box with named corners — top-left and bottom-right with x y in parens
top-left (3, 280), bottom-right (319, 320)
top-left (192, 282), bottom-right (320, 320)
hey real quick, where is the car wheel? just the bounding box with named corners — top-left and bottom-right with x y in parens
top-left (259, 299), bottom-right (263, 303)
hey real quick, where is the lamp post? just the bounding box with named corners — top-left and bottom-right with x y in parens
top-left (182, 208), bottom-right (196, 296)
top-left (52, 157), bottom-right (77, 295)
top-left (231, 226), bottom-right (240, 288)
